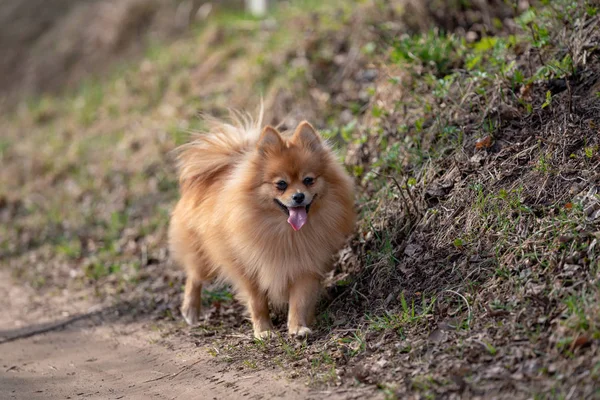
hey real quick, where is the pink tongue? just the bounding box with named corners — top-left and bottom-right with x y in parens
top-left (287, 207), bottom-right (308, 231)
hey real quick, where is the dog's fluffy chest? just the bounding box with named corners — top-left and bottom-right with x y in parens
top-left (227, 214), bottom-right (335, 304)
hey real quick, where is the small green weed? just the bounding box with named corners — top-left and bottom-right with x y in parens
top-left (368, 294), bottom-right (436, 335)
top-left (338, 330), bottom-right (366, 357)
top-left (391, 30), bottom-right (461, 77)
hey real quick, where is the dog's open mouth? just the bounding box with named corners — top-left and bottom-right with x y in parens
top-left (274, 196), bottom-right (315, 231)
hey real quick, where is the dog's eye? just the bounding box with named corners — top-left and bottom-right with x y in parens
top-left (303, 177), bottom-right (314, 186)
top-left (275, 180), bottom-right (288, 190)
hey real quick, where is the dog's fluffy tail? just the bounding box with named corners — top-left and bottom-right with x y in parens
top-left (175, 105), bottom-right (264, 190)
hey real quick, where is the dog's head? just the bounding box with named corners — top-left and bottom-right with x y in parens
top-left (255, 121), bottom-right (328, 231)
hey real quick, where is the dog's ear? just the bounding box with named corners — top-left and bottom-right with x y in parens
top-left (291, 121), bottom-right (321, 151)
top-left (257, 126), bottom-right (284, 154)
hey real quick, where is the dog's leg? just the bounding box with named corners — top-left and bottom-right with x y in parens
top-left (181, 272), bottom-right (203, 325)
top-left (170, 214), bottom-right (210, 326)
top-left (288, 274), bottom-right (320, 338)
top-left (180, 249), bottom-right (214, 326)
top-left (237, 279), bottom-right (273, 339)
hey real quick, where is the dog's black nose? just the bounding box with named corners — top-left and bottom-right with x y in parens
top-left (292, 193), bottom-right (305, 204)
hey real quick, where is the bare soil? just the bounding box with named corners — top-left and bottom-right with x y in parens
top-left (0, 269), bottom-right (372, 399)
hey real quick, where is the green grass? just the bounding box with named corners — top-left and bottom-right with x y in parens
top-left (202, 287), bottom-right (234, 306)
top-left (391, 30), bottom-right (463, 77)
top-left (368, 294), bottom-right (436, 336)
top-left (56, 238), bottom-right (82, 259)
top-left (410, 375), bottom-right (439, 400)
top-left (337, 330), bottom-right (366, 357)
top-left (74, 81), bottom-right (105, 126)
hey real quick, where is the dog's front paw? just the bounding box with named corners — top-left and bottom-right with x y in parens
top-left (181, 305), bottom-right (200, 326)
top-left (289, 326), bottom-right (312, 339)
top-left (254, 329), bottom-right (274, 340)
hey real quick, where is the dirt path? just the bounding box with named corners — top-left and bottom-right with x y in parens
top-left (0, 272), bottom-right (352, 400)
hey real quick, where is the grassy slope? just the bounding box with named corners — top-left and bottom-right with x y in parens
top-left (1, 0), bottom-right (600, 398)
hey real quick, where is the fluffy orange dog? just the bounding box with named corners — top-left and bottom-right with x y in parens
top-left (169, 111), bottom-right (355, 338)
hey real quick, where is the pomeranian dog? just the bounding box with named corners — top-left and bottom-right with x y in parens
top-left (168, 110), bottom-right (355, 338)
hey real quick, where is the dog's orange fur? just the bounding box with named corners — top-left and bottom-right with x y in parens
top-left (169, 112), bottom-right (355, 338)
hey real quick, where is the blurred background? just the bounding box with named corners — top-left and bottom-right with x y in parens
top-left (0, 0), bottom-right (255, 104)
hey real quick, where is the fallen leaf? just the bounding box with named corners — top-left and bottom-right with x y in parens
top-left (350, 365), bottom-right (370, 383)
top-left (428, 328), bottom-right (448, 343)
top-left (520, 83), bottom-right (533, 101)
top-left (475, 136), bottom-right (493, 149)
top-left (565, 202), bottom-right (573, 210)
top-left (485, 304), bottom-right (510, 317)
top-left (404, 243), bottom-right (422, 257)
top-left (558, 234), bottom-right (573, 243)
top-left (571, 335), bottom-right (590, 350)
top-left (439, 318), bottom-right (460, 330)
top-left (470, 152), bottom-right (486, 164)
top-left (497, 104), bottom-right (521, 120)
